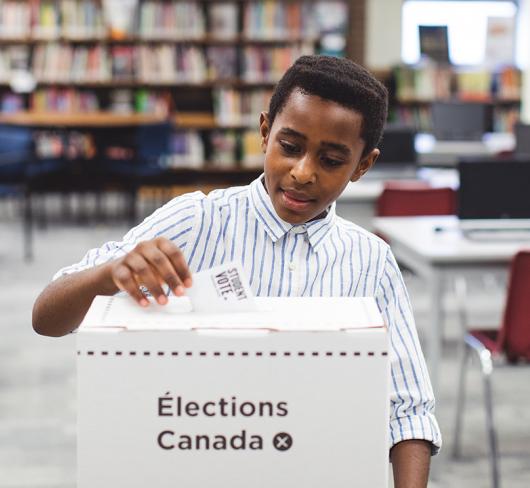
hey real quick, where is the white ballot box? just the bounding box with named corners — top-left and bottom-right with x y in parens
top-left (77, 296), bottom-right (389, 488)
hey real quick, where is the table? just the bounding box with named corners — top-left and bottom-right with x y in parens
top-left (415, 132), bottom-right (515, 167)
top-left (372, 215), bottom-right (527, 391)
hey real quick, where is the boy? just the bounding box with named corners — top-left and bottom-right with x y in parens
top-left (33, 55), bottom-right (441, 487)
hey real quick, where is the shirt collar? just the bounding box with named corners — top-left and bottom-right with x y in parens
top-left (248, 174), bottom-right (336, 252)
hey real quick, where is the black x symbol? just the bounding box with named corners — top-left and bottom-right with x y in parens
top-left (273, 432), bottom-right (293, 451)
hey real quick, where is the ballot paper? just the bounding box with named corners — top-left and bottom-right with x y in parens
top-left (186, 261), bottom-right (257, 313)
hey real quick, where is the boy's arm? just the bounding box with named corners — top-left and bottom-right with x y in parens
top-left (390, 440), bottom-right (431, 488)
top-left (32, 237), bottom-right (192, 337)
top-left (32, 263), bottom-right (118, 337)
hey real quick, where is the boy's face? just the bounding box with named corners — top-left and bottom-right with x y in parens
top-left (260, 90), bottom-right (379, 224)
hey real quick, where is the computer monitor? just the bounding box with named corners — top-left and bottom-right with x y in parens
top-left (458, 159), bottom-right (530, 228)
top-left (514, 123), bottom-right (530, 158)
top-left (377, 126), bottom-right (417, 165)
top-left (419, 25), bottom-right (449, 64)
top-left (431, 102), bottom-right (492, 141)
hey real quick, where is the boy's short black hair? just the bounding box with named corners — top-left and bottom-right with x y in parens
top-left (268, 55), bottom-right (388, 158)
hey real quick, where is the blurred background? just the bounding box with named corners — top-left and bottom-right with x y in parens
top-left (1, 0), bottom-right (530, 487)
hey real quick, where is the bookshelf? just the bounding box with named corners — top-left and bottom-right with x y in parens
top-left (0, 0), bottom-right (351, 173)
top-left (388, 64), bottom-right (522, 133)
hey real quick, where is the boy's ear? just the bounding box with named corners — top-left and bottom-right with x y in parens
top-left (350, 148), bottom-right (379, 182)
top-left (259, 112), bottom-right (270, 152)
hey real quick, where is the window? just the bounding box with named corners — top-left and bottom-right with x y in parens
top-left (402, 1), bottom-right (517, 66)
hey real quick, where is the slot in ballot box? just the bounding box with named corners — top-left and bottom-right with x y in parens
top-left (77, 296), bottom-right (389, 488)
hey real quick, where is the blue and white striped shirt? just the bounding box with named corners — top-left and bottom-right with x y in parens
top-left (56, 175), bottom-right (442, 452)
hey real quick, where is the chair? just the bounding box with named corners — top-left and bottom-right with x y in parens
top-left (453, 250), bottom-right (530, 488)
top-left (375, 183), bottom-right (457, 254)
top-left (0, 125), bottom-right (35, 259)
top-left (0, 125), bottom-right (33, 187)
top-left (376, 184), bottom-right (457, 217)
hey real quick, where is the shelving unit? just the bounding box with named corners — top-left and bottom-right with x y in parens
top-left (0, 0), bottom-right (351, 174)
top-left (387, 64), bottom-right (522, 133)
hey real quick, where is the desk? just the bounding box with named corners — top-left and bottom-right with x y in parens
top-left (416, 132), bottom-right (515, 167)
top-left (372, 216), bottom-right (526, 391)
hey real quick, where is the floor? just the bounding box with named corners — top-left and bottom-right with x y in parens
top-left (0, 201), bottom-right (529, 487)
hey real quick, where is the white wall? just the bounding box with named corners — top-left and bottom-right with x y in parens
top-left (365, 0), bottom-right (403, 69)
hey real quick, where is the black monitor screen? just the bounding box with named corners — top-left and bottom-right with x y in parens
top-left (515, 123), bottom-right (530, 157)
top-left (458, 160), bottom-right (530, 219)
top-left (377, 127), bottom-right (417, 164)
top-left (419, 25), bottom-right (449, 64)
top-left (432, 102), bottom-right (492, 141)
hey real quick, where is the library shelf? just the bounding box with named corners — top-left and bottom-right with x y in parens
top-left (0, 80), bottom-right (278, 88)
top-left (0, 111), bottom-right (168, 127)
top-left (0, 0), bottom-right (352, 182)
top-left (0, 111), bottom-right (255, 130)
top-left (0, 35), bottom-right (319, 45)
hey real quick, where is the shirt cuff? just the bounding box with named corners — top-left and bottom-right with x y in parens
top-left (389, 413), bottom-right (442, 456)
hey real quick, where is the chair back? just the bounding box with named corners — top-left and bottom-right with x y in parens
top-left (135, 122), bottom-right (172, 162)
top-left (0, 125), bottom-right (33, 184)
top-left (376, 185), bottom-right (457, 216)
top-left (499, 250), bottom-right (530, 362)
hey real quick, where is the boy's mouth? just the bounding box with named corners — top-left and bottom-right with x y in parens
top-left (280, 189), bottom-right (315, 212)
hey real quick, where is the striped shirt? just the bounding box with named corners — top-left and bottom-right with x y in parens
top-left (56, 174), bottom-right (442, 453)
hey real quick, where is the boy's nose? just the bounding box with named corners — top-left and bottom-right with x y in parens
top-left (290, 156), bottom-right (316, 184)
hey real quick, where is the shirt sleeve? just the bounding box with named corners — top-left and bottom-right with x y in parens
top-left (53, 191), bottom-right (204, 281)
top-left (375, 246), bottom-right (442, 455)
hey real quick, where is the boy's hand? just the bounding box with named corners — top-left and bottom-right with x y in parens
top-left (108, 237), bottom-right (192, 307)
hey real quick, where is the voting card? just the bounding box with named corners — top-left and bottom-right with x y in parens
top-left (186, 261), bottom-right (257, 313)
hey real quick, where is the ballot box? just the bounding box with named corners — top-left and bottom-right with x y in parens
top-left (77, 296), bottom-right (389, 488)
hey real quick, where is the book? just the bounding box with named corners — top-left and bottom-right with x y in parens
top-left (139, 0), bottom-right (205, 39)
top-left (111, 46), bottom-right (136, 80)
top-left (206, 46), bottom-right (237, 80)
top-left (209, 130), bottom-right (238, 168)
top-left (166, 130), bottom-right (205, 168)
top-left (0, 1), bottom-right (31, 38)
top-left (209, 2), bottom-right (238, 39)
top-left (134, 89), bottom-right (172, 115)
top-left (241, 130), bottom-right (263, 168)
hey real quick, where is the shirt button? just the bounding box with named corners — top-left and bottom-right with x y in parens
top-left (288, 262), bottom-right (296, 271)
top-left (292, 225), bottom-right (306, 234)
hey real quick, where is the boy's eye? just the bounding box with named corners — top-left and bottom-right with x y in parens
top-left (320, 155), bottom-right (344, 167)
top-left (279, 140), bottom-right (300, 155)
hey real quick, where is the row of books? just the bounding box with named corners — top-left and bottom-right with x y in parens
top-left (394, 64), bottom-right (522, 102)
top-left (34, 130), bottom-right (97, 160)
top-left (31, 88), bottom-right (99, 112)
top-left (0, 0), bottom-right (340, 40)
top-left (21, 87), bottom-right (173, 114)
top-left (0, 0), bottom-right (104, 39)
top-left (393, 65), bottom-right (452, 102)
top-left (138, 1), bottom-right (206, 39)
top-left (32, 43), bottom-right (109, 82)
top-left (456, 67), bottom-right (521, 101)
top-left (169, 130), bottom-right (263, 169)
top-left (30, 128), bottom-right (261, 169)
top-left (28, 43), bottom-right (314, 83)
top-left (244, 1), bottom-right (317, 39)
top-left (390, 105), bottom-right (521, 133)
top-left (0, 46), bottom-right (31, 81)
top-left (242, 43), bottom-right (313, 82)
top-left (213, 88), bottom-right (273, 126)
top-left (0, 86), bottom-right (276, 121)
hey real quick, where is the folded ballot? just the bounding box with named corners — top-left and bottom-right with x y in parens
top-left (186, 261), bottom-right (257, 313)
